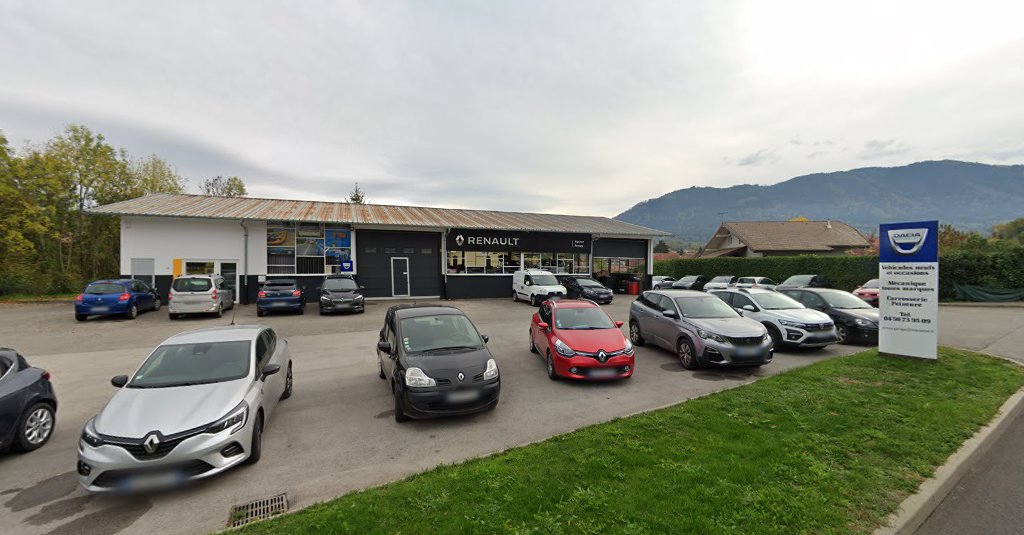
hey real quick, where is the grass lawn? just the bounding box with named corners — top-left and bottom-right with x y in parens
top-left (0, 292), bottom-right (78, 303)
top-left (239, 348), bottom-right (1024, 535)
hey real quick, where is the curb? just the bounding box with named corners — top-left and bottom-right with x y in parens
top-left (874, 385), bottom-right (1024, 535)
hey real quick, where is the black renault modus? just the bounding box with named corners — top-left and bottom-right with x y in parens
top-left (376, 304), bottom-right (500, 422)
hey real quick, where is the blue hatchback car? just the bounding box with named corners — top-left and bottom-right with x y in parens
top-left (75, 279), bottom-right (161, 321)
top-left (257, 278), bottom-right (306, 316)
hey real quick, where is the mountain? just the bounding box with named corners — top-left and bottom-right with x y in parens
top-left (614, 160), bottom-right (1024, 243)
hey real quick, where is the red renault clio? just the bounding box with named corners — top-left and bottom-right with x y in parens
top-left (529, 299), bottom-right (635, 381)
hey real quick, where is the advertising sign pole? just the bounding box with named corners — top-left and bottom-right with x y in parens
top-left (878, 220), bottom-right (939, 360)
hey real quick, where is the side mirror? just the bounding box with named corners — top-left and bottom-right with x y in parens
top-left (316, 286), bottom-right (322, 292)
top-left (537, 322), bottom-right (549, 330)
top-left (377, 340), bottom-right (392, 353)
top-left (482, 335), bottom-right (489, 344)
top-left (662, 309), bottom-right (677, 318)
top-left (111, 375), bottom-right (129, 388)
top-left (261, 363), bottom-right (281, 379)
top-left (359, 285), bottom-right (365, 290)
top-left (525, 281), bottom-right (532, 286)
top-left (742, 304), bottom-right (757, 312)
top-left (614, 320), bottom-right (624, 328)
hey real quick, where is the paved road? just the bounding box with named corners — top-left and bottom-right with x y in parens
top-left (918, 305), bottom-right (1024, 535)
top-left (0, 298), bottom-right (861, 535)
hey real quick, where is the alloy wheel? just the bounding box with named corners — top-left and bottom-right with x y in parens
top-left (678, 339), bottom-right (697, 369)
top-left (25, 407), bottom-right (53, 445)
top-left (837, 325), bottom-right (849, 344)
top-left (629, 323), bottom-right (640, 343)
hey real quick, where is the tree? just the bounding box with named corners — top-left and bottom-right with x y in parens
top-left (347, 182), bottom-right (367, 204)
top-left (200, 175), bottom-right (247, 197)
top-left (938, 224), bottom-right (987, 254)
top-left (131, 154), bottom-right (187, 195)
top-left (992, 217), bottom-right (1024, 244)
top-left (653, 240), bottom-right (670, 253)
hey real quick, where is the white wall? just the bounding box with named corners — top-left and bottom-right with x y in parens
top-left (121, 216), bottom-right (267, 276)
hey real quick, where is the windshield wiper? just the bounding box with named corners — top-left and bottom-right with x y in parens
top-left (421, 345), bottom-right (479, 353)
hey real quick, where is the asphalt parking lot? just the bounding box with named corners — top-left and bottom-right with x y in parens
top-left (1, 299), bottom-right (1007, 535)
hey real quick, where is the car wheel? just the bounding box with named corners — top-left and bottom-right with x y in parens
top-left (546, 351), bottom-right (558, 381)
top-left (215, 303), bottom-right (223, 318)
top-left (378, 360), bottom-right (386, 380)
top-left (14, 402), bottom-right (55, 452)
top-left (244, 413), bottom-right (263, 465)
top-left (678, 337), bottom-right (699, 370)
top-left (629, 321), bottom-right (645, 346)
top-left (257, 309), bottom-right (266, 317)
top-left (393, 385), bottom-right (410, 423)
top-left (529, 331), bottom-right (539, 354)
top-left (280, 363), bottom-right (293, 400)
top-left (530, 294), bottom-right (539, 307)
top-left (836, 325), bottom-right (850, 345)
top-left (75, 314), bottom-right (87, 322)
top-left (513, 291), bottom-right (520, 302)
top-left (125, 303), bottom-right (138, 320)
top-left (152, 298), bottom-right (161, 311)
top-left (298, 306), bottom-right (304, 315)
top-left (766, 324), bottom-right (783, 349)
top-left (318, 307), bottom-right (325, 316)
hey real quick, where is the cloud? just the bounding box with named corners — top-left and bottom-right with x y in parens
top-left (857, 139), bottom-right (911, 160)
top-left (734, 148), bottom-right (780, 167)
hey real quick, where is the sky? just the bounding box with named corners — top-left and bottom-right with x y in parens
top-left (2, 0), bottom-right (1023, 216)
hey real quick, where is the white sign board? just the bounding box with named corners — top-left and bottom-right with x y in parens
top-left (878, 221), bottom-right (939, 360)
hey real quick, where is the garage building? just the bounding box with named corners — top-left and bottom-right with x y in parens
top-left (89, 193), bottom-right (670, 303)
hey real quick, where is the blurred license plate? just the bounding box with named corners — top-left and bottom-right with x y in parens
top-left (590, 368), bottom-right (618, 378)
top-left (736, 347), bottom-right (760, 357)
top-left (124, 470), bottom-right (183, 491)
top-left (447, 390), bottom-right (479, 403)
top-left (91, 306), bottom-right (109, 312)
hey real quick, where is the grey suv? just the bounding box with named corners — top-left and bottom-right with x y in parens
top-left (710, 288), bottom-right (836, 348)
top-left (628, 290), bottom-right (772, 369)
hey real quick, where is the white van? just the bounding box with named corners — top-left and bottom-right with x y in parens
top-left (512, 269), bottom-right (567, 306)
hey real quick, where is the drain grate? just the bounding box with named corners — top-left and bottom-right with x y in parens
top-left (227, 493), bottom-right (289, 529)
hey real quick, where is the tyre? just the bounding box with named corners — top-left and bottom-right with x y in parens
top-left (378, 360), bottom-right (386, 380)
top-left (14, 402), bottom-right (55, 452)
top-left (244, 413), bottom-right (263, 465)
top-left (678, 337), bottom-right (700, 370)
top-left (513, 291), bottom-right (520, 302)
top-left (530, 294), bottom-right (539, 307)
top-left (318, 307), bottom-right (325, 316)
top-left (214, 303), bottom-right (224, 318)
top-left (394, 386), bottom-right (410, 423)
top-left (152, 298), bottom-right (161, 311)
top-left (297, 306), bottom-right (304, 315)
top-left (836, 325), bottom-right (850, 345)
top-left (629, 321), bottom-right (645, 346)
top-left (529, 330), bottom-right (539, 354)
top-left (75, 314), bottom-right (87, 322)
top-left (280, 363), bottom-right (293, 400)
top-left (766, 324), bottom-right (783, 349)
top-left (169, 313), bottom-right (181, 320)
top-left (125, 304), bottom-right (138, 320)
top-left (546, 351), bottom-right (558, 381)
top-left (257, 309), bottom-right (266, 317)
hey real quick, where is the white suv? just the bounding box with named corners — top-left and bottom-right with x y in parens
top-left (512, 269), bottom-right (567, 306)
top-left (710, 288), bottom-right (837, 349)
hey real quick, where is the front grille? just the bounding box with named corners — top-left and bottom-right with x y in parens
top-left (727, 336), bottom-right (764, 346)
top-left (220, 442), bottom-right (244, 458)
top-left (91, 459), bottom-right (215, 489)
top-left (574, 348), bottom-right (627, 359)
top-left (99, 426), bottom-right (206, 460)
top-left (435, 378), bottom-right (452, 386)
top-left (804, 323), bottom-right (833, 331)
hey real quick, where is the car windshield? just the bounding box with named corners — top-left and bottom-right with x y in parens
top-left (323, 278), bottom-right (358, 291)
top-left (680, 276), bottom-right (697, 283)
top-left (862, 279), bottom-right (879, 289)
top-left (554, 307), bottom-right (615, 330)
top-left (530, 274), bottom-right (559, 286)
top-left (759, 278), bottom-right (778, 285)
top-left (712, 276), bottom-right (734, 283)
top-left (172, 278), bottom-right (211, 292)
top-left (751, 292), bottom-right (804, 310)
top-left (576, 278), bottom-right (604, 288)
top-left (128, 340), bottom-right (251, 388)
top-left (674, 296), bottom-right (740, 319)
top-left (819, 290), bottom-right (872, 309)
top-left (400, 315), bottom-right (485, 353)
top-left (85, 283), bottom-right (125, 294)
top-left (783, 275), bottom-right (813, 286)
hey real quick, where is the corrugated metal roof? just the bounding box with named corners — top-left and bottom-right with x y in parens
top-left (89, 193), bottom-right (671, 236)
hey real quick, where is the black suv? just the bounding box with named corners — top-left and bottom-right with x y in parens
top-left (318, 274), bottom-right (365, 314)
top-left (555, 275), bottom-right (613, 304)
top-left (671, 275), bottom-right (708, 291)
top-left (777, 274), bottom-right (833, 291)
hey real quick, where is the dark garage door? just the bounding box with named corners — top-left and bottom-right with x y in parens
top-left (357, 230), bottom-right (441, 298)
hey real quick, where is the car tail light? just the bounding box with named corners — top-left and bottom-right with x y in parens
top-left (211, 289), bottom-right (218, 300)
top-left (258, 291), bottom-right (266, 298)
top-left (42, 371), bottom-right (51, 381)
top-left (75, 294), bottom-right (84, 303)
top-left (292, 290), bottom-right (301, 296)
top-left (167, 293), bottom-right (173, 301)
top-left (118, 293), bottom-right (131, 302)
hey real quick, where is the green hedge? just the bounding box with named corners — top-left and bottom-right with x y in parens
top-left (654, 246), bottom-right (1024, 299)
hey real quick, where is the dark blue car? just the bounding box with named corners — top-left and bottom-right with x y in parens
top-left (257, 279), bottom-right (306, 316)
top-left (0, 348), bottom-right (57, 452)
top-left (75, 279), bottom-right (161, 321)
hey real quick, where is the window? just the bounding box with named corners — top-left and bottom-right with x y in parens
top-left (128, 341), bottom-right (251, 388)
top-left (130, 258), bottom-right (155, 286)
top-left (539, 303), bottom-right (552, 324)
top-left (267, 223), bottom-right (353, 275)
top-left (447, 251), bottom-right (518, 274)
top-left (731, 294), bottom-right (755, 310)
top-left (365, 247), bottom-right (377, 254)
top-left (402, 247), bottom-right (415, 254)
top-left (421, 248), bottom-right (432, 255)
top-left (256, 334), bottom-right (270, 369)
top-left (172, 278), bottom-right (212, 292)
top-left (712, 291), bottom-right (733, 305)
top-left (801, 292), bottom-right (827, 309)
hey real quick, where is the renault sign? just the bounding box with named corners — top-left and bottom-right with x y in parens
top-left (878, 220), bottom-right (939, 359)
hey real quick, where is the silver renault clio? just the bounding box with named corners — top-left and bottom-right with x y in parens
top-left (77, 325), bottom-right (293, 492)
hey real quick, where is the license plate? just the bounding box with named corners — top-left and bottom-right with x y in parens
top-left (123, 470), bottom-right (183, 491)
top-left (447, 390), bottom-right (480, 403)
top-left (590, 368), bottom-right (618, 378)
top-left (735, 347), bottom-right (761, 357)
top-left (91, 306), bottom-right (109, 313)
top-left (271, 301), bottom-right (288, 306)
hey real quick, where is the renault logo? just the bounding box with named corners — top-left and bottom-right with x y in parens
top-left (455, 235), bottom-right (465, 246)
top-left (887, 228), bottom-right (928, 255)
top-left (597, 350), bottom-right (607, 363)
top-left (143, 433), bottom-right (161, 454)
top-left (457, 372), bottom-right (465, 382)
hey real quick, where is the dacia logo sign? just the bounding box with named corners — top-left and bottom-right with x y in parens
top-left (887, 228), bottom-right (928, 255)
top-left (455, 235), bottom-right (465, 246)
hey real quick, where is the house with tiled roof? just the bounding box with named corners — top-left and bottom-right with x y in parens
top-left (699, 220), bottom-right (870, 258)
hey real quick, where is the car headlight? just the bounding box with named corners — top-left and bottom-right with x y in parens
top-left (354, 294), bottom-right (364, 301)
top-left (205, 401), bottom-right (248, 435)
top-left (320, 295), bottom-right (332, 302)
top-left (778, 319), bottom-right (806, 329)
top-left (483, 358), bottom-right (499, 380)
top-left (762, 332), bottom-right (771, 342)
top-left (554, 339), bottom-right (575, 357)
top-left (623, 338), bottom-right (634, 354)
top-left (854, 318), bottom-right (876, 327)
top-left (697, 329), bottom-right (726, 343)
top-left (405, 367), bottom-right (436, 388)
top-left (80, 418), bottom-right (104, 448)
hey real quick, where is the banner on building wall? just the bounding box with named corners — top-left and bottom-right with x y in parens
top-left (878, 220), bottom-right (939, 360)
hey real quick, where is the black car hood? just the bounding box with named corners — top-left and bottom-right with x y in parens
top-left (831, 308), bottom-right (879, 322)
top-left (322, 289), bottom-right (361, 298)
top-left (401, 348), bottom-right (492, 382)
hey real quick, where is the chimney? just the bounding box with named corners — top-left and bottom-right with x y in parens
top-left (826, 219), bottom-right (832, 229)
